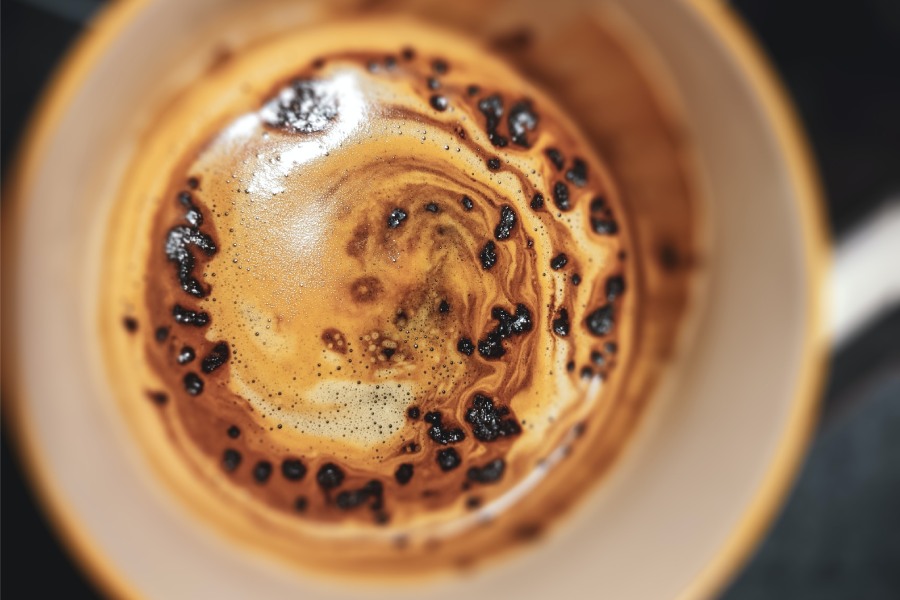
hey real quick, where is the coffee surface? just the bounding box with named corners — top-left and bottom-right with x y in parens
top-left (101, 16), bottom-right (696, 577)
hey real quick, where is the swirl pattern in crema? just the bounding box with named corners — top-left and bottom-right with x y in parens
top-left (103, 20), bottom-right (644, 577)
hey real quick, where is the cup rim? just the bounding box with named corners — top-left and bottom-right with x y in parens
top-left (0, 1), bottom-right (830, 598)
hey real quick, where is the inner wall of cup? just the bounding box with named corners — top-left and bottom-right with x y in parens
top-left (11, 0), bottom-right (812, 598)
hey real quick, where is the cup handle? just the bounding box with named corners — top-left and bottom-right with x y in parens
top-left (830, 199), bottom-right (900, 347)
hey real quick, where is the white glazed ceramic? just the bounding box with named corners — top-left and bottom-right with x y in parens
top-left (3, 0), bottom-right (828, 598)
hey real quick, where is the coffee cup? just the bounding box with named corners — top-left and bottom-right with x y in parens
top-left (7, 1), bottom-right (885, 598)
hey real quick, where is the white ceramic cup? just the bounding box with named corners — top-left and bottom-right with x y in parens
top-left (7, 0), bottom-right (867, 598)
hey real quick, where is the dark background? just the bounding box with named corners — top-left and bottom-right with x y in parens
top-left (2, 0), bottom-right (899, 597)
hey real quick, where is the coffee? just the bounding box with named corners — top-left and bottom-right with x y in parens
top-left (101, 16), bottom-right (698, 577)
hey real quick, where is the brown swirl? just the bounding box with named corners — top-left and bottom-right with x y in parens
top-left (99, 16), bottom-right (699, 578)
